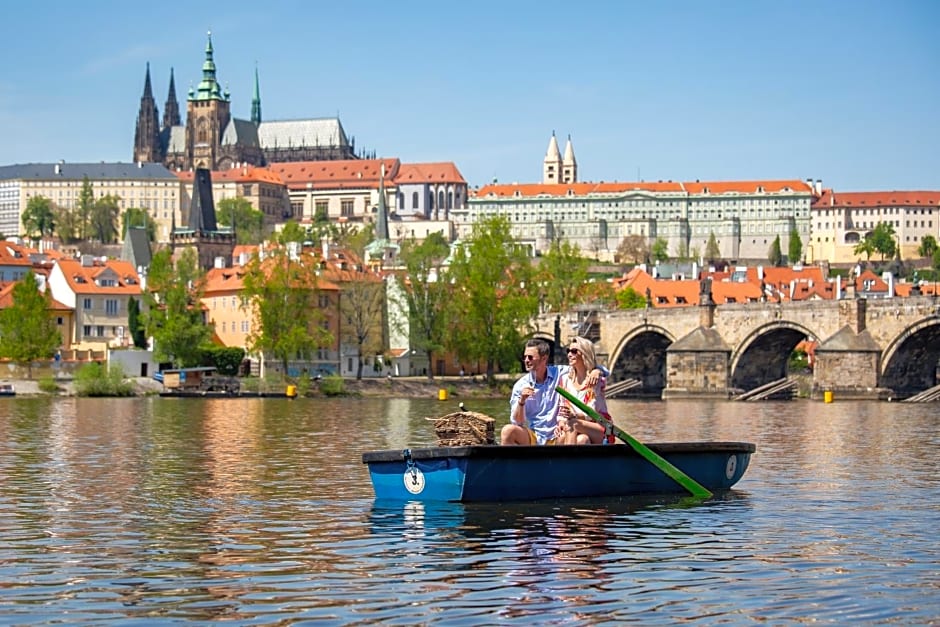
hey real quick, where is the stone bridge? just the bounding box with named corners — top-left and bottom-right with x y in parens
top-left (533, 296), bottom-right (940, 400)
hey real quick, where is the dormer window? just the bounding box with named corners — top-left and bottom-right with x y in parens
top-left (97, 278), bottom-right (117, 287)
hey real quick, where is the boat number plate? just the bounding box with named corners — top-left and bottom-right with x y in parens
top-left (725, 455), bottom-right (737, 479)
top-left (403, 467), bottom-right (426, 495)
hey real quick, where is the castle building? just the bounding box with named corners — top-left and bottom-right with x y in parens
top-left (133, 33), bottom-right (360, 172)
top-left (458, 132), bottom-right (816, 263)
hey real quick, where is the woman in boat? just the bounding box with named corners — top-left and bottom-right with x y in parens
top-left (555, 336), bottom-right (614, 445)
top-left (502, 338), bottom-right (606, 445)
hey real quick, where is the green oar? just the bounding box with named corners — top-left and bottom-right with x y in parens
top-left (556, 386), bottom-right (712, 498)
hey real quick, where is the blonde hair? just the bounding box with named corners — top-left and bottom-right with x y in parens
top-left (566, 336), bottom-right (597, 375)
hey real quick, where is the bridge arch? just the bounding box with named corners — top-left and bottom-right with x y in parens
top-left (730, 321), bottom-right (816, 391)
top-left (880, 318), bottom-right (940, 398)
top-left (608, 325), bottom-right (676, 397)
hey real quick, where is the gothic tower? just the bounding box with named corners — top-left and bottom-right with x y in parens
top-left (542, 131), bottom-right (562, 184)
top-left (185, 32), bottom-right (231, 170)
top-left (163, 67), bottom-right (181, 128)
top-left (133, 63), bottom-right (162, 163)
top-left (250, 66), bottom-right (262, 125)
top-left (562, 134), bottom-right (577, 184)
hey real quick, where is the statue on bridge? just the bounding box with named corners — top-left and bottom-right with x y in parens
top-left (699, 276), bottom-right (714, 305)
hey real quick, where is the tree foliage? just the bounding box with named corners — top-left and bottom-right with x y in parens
top-left (536, 238), bottom-right (589, 312)
top-left (788, 230), bottom-right (803, 264)
top-left (855, 222), bottom-right (896, 261)
top-left (445, 216), bottom-right (537, 382)
top-left (650, 238), bottom-right (670, 263)
top-left (21, 196), bottom-right (56, 241)
top-left (0, 271), bottom-right (61, 377)
top-left (616, 286), bottom-right (648, 309)
top-left (397, 232), bottom-right (451, 380)
top-left (869, 222), bottom-right (897, 261)
top-left (705, 232), bottom-right (721, 262)
top-left (142, 248), bottom-right (213, 368)
top-left (90, 194), bottom-right (121, 243)
top-left (127, 296), bottom-right (148, 349)
top-left (340, 273), bottom-right (387, 380)
top-left (241, 247), bottom-right (332, 377)
top-left (78, 176), bottom-right (95, 241)
top-left (918, 235), bottom-right (938, 259)
top-left (277, 220), bottom-right (307, 244)
top-left (122, 208), bottom-right (157, 242)
top-left (616, 234), bottom-right (649, 264)
top-left (769, 235), bottom-right (783, 266)
top-left (216, 197), bottom-right (265, 244)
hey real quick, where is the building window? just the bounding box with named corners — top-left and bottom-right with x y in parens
top-left (83, 298), bottom-right (92, 310)
top-left (412, 192), bottom-right (418, 209)
top-left (341, 199), bottom-right (354, 217)
top-left (315, 200), bottom-right (328, 220)
top-left (83, 325), bottom-right (92, 337)
top-left (105, 299), bottom-right (118, 316)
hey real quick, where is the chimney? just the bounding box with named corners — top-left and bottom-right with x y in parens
top-left (214, 256), bottom-right (226, 269)
top-left (815, 179), bottom-right (822, 196)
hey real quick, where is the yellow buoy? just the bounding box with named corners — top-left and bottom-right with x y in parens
top-left (438, 388), bottom-right (448, 401)
top-left (286, 384), bottom-right (297, 398)
top-left (823, 390), bottom-right (833, 403)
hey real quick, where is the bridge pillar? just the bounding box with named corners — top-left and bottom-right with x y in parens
top-left (812, 300), bottom-right (891, 400)
top-left (662, 326), bottom-right (732, 399)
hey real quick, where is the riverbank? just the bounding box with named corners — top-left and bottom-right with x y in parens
top-left (3, 376), bottom-right (512, 399)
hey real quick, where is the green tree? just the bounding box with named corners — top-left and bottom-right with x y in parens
top-left (650, 238), bottom-right (669, 263)
top-left (705, 232), bottom-right (721, 262)
top-left (788, 230), bottom-right (803, 264)
top-left (869, 222), bottom-right (897, 261)
top-left (918, 235), bottom-right (938, 259)
top-left (934, 247), bottom-right (940, 273)
top-left (397, 232), bottom-right (451, 380)
top-left (0, 271), bottom-right (61, 377)
top-left (445, 215), bottom-right (537, 383)
top-left (853, 237), bottom-right (875, 261)
top-left (21, 196), bottom-right (56, 241)
top-left (242, 247), bottom-right (332, 378)
top-left (216, 197), bottom-right (265, 244)
top-left (127, 296), bottom-right (148, 349)
top-left (537, 238), bottom-right (589, 312)
top-left (122, 207), bottom-right (157, 242)
top-left (769, 235), bottom-right (783, 266)
top-left (277, 220), bottom-right (307, 245)
top-left (90, 194), bottom-right (121, 243)
top-left (77, 175), bottom-right (95, 240)
top-left (616, 286), bottom-right (647, 309)
top-left (340, 272), bottom-right (387, 380)
top-left (142, 248), bottom-right (213, 367)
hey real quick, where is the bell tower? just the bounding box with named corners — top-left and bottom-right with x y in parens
top-left (185, 32), bottom-right (231, 170)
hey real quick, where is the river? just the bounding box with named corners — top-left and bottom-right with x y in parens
top-left (0, 395), bottom-right (937, 624)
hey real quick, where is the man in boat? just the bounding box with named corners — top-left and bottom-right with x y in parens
top-left (501, 338), bottom-right (606, 445)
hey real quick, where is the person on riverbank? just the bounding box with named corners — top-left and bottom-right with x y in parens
top-left (555, 336), bottom-right (613, 445)
top-left (501, 338), bottom-right (605, 445)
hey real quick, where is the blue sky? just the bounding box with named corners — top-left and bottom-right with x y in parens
top-left (1, 0), bottom-right (937, 191)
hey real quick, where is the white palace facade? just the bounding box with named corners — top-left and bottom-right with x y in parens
top-left (457, 133), bottom-right (818, 263)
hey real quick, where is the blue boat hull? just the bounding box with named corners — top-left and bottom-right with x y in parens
top-left (363, 442), bottom-right (755, 502)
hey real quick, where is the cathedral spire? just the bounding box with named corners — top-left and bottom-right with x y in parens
top-left (133, 63), bottom-right (161, 163)
top-left (193, 31), bottom-right (225, 101)
top-left (163, 67), bottom-right (181, 128)
top-left (250, 64), bottom-right (262, 125)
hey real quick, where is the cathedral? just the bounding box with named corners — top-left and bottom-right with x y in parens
top-left (133, 33), bottom-right (362, 171)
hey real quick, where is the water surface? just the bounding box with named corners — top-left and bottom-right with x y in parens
top-left (0, 396), bottom-right (937, 623)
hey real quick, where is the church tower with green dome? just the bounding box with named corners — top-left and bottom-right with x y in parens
top-left (185, 32), bottom-right (231, 169)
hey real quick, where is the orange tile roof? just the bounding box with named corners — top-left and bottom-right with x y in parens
top-left (175, 165), bottom-right (285, 185)
top-left (682, 179), bottom-right (813, 194)
top-left (0, 241), bottom-right (34, 267)
top-left (55, 258), bottom-right (141, 295)
top-left (473, 179), bottom-right (812, 199)
top-left (394, 162), bottom-right (466, 185)
top-left (269, 158), bottom-right (401, 191)
top-left (811, 190), bottom-right (940, 209)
